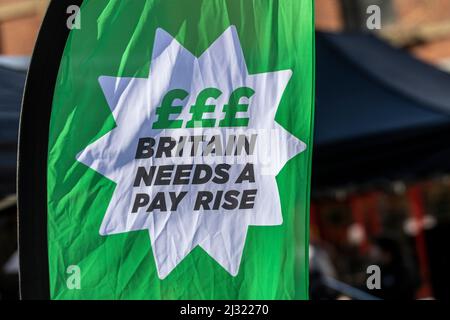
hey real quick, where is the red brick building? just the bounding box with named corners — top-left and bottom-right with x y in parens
top-left (315, 0), bottom-right (450, 69)
top-left (0, 0), bottom-right (46, 55)
top-left (1, 0), bottom-right (450, 70)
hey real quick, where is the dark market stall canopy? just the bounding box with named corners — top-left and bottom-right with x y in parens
top-left (0, 64), bottom-right (26, 196)
top-left (313, 32), bottom-right (450, 191)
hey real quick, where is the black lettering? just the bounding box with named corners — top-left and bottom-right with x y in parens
top-left (212, 164), bottom-right (231, 184)
top-left (147, 192), bottom-right (167, 212)
top-left (213, 191), bottom-right (224, 210)
top-left (169, 192), bottom-right (187, 211)
top-left (190, 135), bottom-right (205, 156)
top-left (240, 189), bottom-right (257, 209)
top-left (235, 163), bottom-right (255, 183)
top-left (154, 165), bottom-right (174, 185)
top-left (132, 193), bottom-right (150, 213)
top-left (156, 137), bottom-right (177, 158)
top-left (173, 165), bottom-right (193, 185)
top-left (135, 138), bottom-right (155, 159)
top-left (222, 190), bottom-right (240, 210)
top-left (192, 164), bottom-right (212, 184)
top-left (194, 191), bottom-right (213, 210)
top-left (133, 166), bottom-right (156, 187)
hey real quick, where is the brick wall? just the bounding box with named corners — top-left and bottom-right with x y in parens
top-left (315, 0), bottom-right (343, 32)
top-left (0, 0), bottom-right (45, 55)
top-left (315, 0), bottom-right (450, 67)
top-left (1, 0), bottom-right (450, 68)
top-left (394, 0), bottom-right (450, 28)
top-left (394, 0), bottom-right (450, 65)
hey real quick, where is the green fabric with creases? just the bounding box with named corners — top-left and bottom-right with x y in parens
top-left (48, 0), bottom-right (314, 299)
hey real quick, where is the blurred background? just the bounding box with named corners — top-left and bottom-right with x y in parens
top-left (1, 0), bottom-right (450, 300)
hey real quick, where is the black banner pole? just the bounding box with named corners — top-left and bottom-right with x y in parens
top-left (17, 0), bottom-right (83, 300)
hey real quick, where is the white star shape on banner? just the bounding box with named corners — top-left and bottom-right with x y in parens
top-left (77, 26), bottom-right (306, 279)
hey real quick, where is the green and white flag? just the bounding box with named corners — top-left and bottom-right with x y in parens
top-left (20, 0), bottom-right (314, 300)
